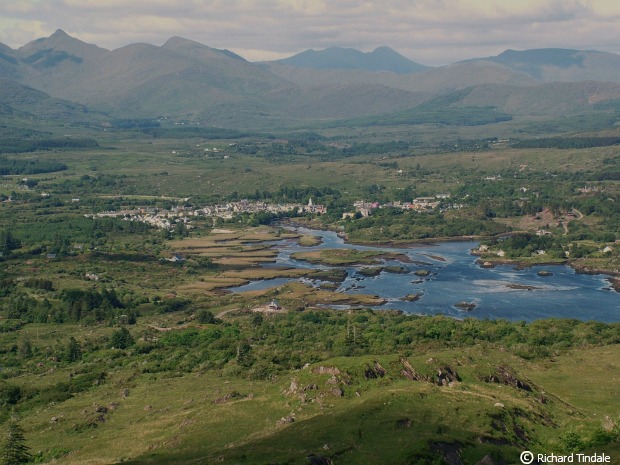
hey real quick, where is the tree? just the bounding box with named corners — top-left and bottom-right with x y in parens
top-left (0, 231), bottom-right (20, 256)
top-left (110, 327), bottom-right (134, 349)
top-left (250, 312), bottom-right (263, 327)
top-left (236, 342), bottom-right (254, 367)
top-left (1, 415), bottom-right (32, 465)
top-left (196, 309), bottom-right (216, 324)
top-left (66, 337), bottom-right (82, 362)
top-left (17, 339), bottom-right (32, 360)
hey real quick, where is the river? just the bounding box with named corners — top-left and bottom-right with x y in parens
top-left (230, 227), bottom-right (620, 322)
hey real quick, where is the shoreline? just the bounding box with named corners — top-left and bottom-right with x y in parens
top-left (279, 220), bottom-right (620, 292)
top-left (473, 256), bottom-right (620, 293)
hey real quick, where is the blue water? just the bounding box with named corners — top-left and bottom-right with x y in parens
top-left (230, 227), bottom-right (620, 322)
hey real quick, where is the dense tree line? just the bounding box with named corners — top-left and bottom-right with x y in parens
top-left (140, 127), bottom-right (251, 139)
top-left (110, 119), bottom-right (160, 129)
top-left (0, 156), bottom-right (67, 175)
top-left (12, 216), bottom-right (152, 247)
top-left (511, 136), bottom-right (620, 149)
top-left (0, 138), bottom-right (98, 154)
top-left (345, 208), bottom-right (509, 240)
top-left (3, 288), bottom-right (132, 324)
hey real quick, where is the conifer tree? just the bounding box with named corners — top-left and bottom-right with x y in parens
top-left (66, 337), bottom-right (82, 362)
top-left (1, 415), bottom-right (32, 465)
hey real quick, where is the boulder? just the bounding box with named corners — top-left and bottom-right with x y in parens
top-left (437, 365), bottom-right (461, 385)
top-left (276, 415), bottom-right (295, 426)
top-left (476, 455), bottom-right (505, 465)
top-left (325, 376), bottom-right (339, 385)
top-left (307, 454), bottom-right (333, 465)
top-left (212, 391), bottom-right (245, 404)
top-left (312, 366), bottom-right (341, 375)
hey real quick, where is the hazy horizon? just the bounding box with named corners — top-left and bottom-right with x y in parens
top-left (1, 0), bottom-right (619, 66)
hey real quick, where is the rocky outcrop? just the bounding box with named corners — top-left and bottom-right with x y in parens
top-left (400, 358), bottom-right (431, 382)
top-left (276, 414), bottom-right (295, 426)
top-left (400, 293), bottom-right (422, 302)
top-left (325, 375), bottom-right (339, 385)
top-left (431, 442), bottom-right (463, 465)
top-left (476, 454), bottom-right (506, 465)
top-left (484, 366), bottom-right (532, 392)
top-left (364, 361), bottom-right (386, 379)
top-left (454, 301), bottom-right (476, 311)
top-left (212, 391), bottom-right (245, 404)
top-left (400, 358), bottom-right (460, 386)
top-left (396, 418), bottom-right (411, 428)
top-left (284, 379), bottom-right (299, 396)
top-left (312, 366), bottom-right (341, 375)
top-left (307, 454), bottom-right (334, 465)
top-left (436, 365), bottom-right (461, 385)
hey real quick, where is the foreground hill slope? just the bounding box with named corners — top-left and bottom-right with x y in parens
top-left (16, 337), bottom-right (620, 465)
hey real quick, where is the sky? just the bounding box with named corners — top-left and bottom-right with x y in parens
top-left (0, 0), bottom-right (619, 66)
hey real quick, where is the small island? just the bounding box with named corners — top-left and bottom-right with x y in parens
top-left (291, 248), bottom-right (407, 266)
top-left (298, 235), bottom-right (323, 247)
top-left (454, 301), bottom-right (477, 311)
top-left (413, 269), bottom-right (432, 277)
top-left (537, 270), bottom-right (554, 277)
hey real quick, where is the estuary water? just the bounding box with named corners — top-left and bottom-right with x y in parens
top-left (230, 227), bottom-right (620, 322)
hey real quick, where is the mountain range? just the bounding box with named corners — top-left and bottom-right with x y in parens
top-left (2, 29), bottom-right (620, 130)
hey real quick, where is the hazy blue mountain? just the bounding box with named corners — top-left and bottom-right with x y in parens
top-left (16, 29), bottom-right (108, 69)
top-left (464, 48), bottom-right (620, 83)
top-left (12, 32), bottom-right (289, 125)
top-left (4, 31), bottom-right (620, 129)
top-left (162, 36), bottom-right (247, 62)
top-left (0, 78), bottom-right (102, 124)
top-left (274, 46), bottom-right (429, 73)
top-left (0, 42), bottom-right (17, 63)
top-left (0, 45), bottom-right (19, 80)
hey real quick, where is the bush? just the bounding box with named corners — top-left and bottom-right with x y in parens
top-left (110, 327), bottom-right (134, 349)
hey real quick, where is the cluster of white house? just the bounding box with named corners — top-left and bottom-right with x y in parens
top-left (343, 194), bottom-right (456, 218)
top-left (87, 199), bottom-right (326, 229)
top-left (192, 198), bottom-right (326, 218)
top-left (87, 194), bottom-right (467, 229)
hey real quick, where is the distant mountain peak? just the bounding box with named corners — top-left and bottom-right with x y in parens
top-left (51, 29), bottom-right (70, 38)
top-left (25, 29), bottom-right (87, 49)
top-left (274, 46), bottom-right (428, 73)
top-left (16, 29), bottom-right (107, 69)
top-left (162, 36), bottom-right (247, 62)
top-left (371, 45), bottom-right (400, 54)
top-left (163, 36), bottom-right (200, 48)
top-left (457, 47), bottom-right (620, 83)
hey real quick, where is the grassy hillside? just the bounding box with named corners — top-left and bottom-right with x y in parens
top-left (4, 314), bottom-right (619, 465)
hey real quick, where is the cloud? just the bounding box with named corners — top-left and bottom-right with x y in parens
top-left (0, 0), bottom-right (618, 65)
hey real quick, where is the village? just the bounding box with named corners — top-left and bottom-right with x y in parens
top-left (84, 194), bottom-right (466, 230)
top-left (343, 194), bottom-right (461, 218)
top-left (87, 198), bottom-right (327, 229)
